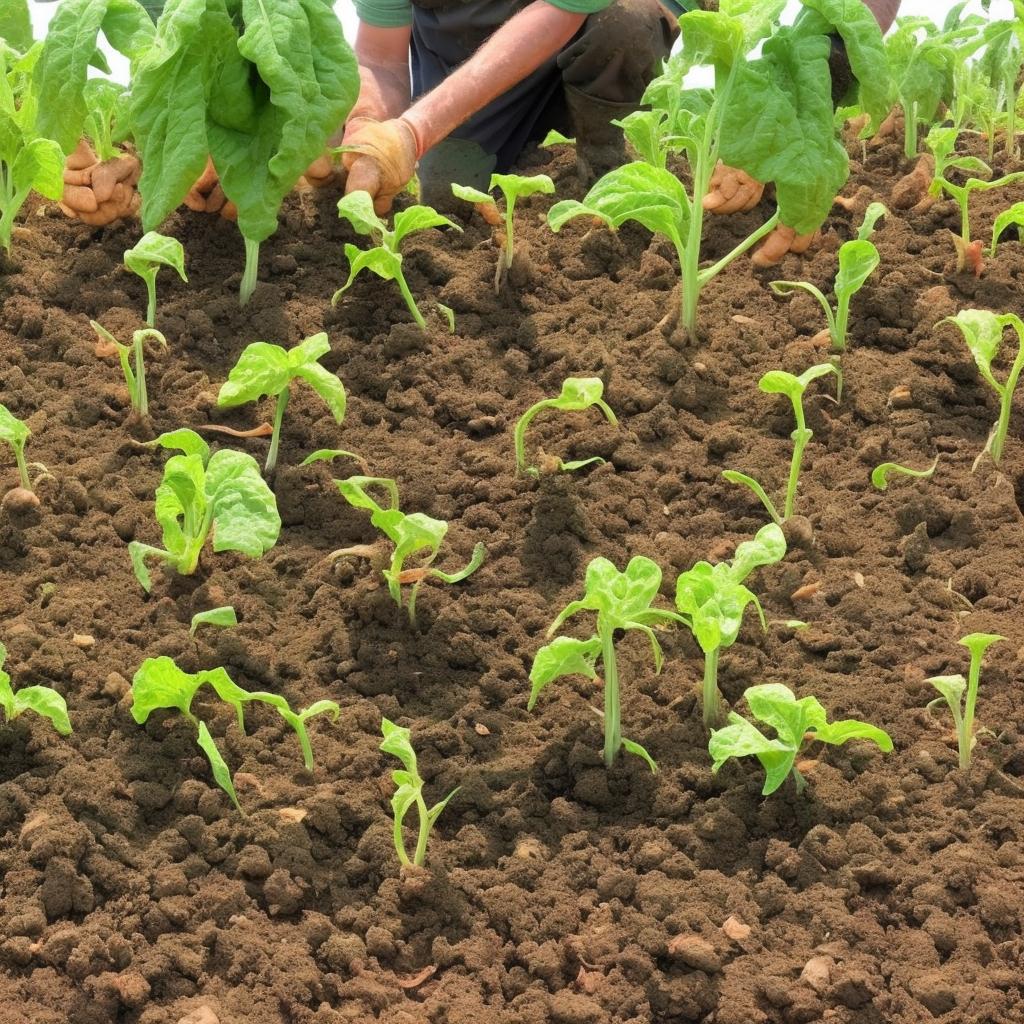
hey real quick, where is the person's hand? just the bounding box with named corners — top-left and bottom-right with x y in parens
top-left (750, 223), bottom-right (818, 267)
top-left (341, 116), bottom-right (418, 215)
top-left (59, 139), bottom-right (141, 226)
top-left (303, 151), bottom-right (341, 189)
top-left (183, 157), bottom-right (237, 221)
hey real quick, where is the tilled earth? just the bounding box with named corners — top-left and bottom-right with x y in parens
top-left (0, 130), bottom-right (1022, 1024)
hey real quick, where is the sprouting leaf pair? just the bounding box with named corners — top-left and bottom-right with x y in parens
top-left (0, 641), bottom-right (71, 736)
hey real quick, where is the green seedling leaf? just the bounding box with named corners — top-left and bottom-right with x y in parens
top-left (437, 303), bottom-right (456, 333)
top-left (196, 720), bottom-right (242, 811)
top-left (621, 737), bottom-right (658, 774)
top-left (541, 129), bottom-right (576, 147)
top-left (82, 78), bottom-right (127, 161)
top-left (528, 635), bottom-right (601, 709)
top-left (218, 333), bottom-right (345, 473)
top-left (91, 321), bottom-right (168, 419)
top-left (710, 682), bottom-right (892, 795)
top-left (0, 402), bottom-right (33, 491)
top-left (124, 231), bottom-right (187, 326)
top-left (857, 202), bottom-right (888, 241)
top-left (514, 377), bottom-right (617, 476)
top-left (871, 457), bottom-right (939, 490)
top-left (300, 448), bottom-right (364, 468)
top-left (991, 202), bottom-right (1024, 256)
top-left (190, 606), bottom-right (238, 636)
top-left (451, 183), bottom-right (492, 206)
top-left (0, 641), bottom-right (71, 735)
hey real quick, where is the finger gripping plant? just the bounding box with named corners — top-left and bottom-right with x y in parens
top-left (335, 192), bottom-right (461, 330)
top-left (529, 555), bottom-right (685, 771)
top-left (939, 310), bottom-right (1024, 465)
top-left (514, 377), bottom-right (617, 477)
top-left (131, 656), bottom-right (339, 812)
top-left (380, 718), bottom-right (459, 868)
top-left (926, 632), bottom-right (1004, 772)
top-left (0, 641), bottom-right (71, 736)
top-left (333, 476), bottom-right (485, 625)
top-left (723, 363), bottom-right (838, 524)
top-left (710, 683), bottom-right (892, 795)
top-left (218, 333), bottom-right (346, 474)
top-left (674, 523), bottom-right (787, 729)
top-left (129, 430), bottom-right (281, 592)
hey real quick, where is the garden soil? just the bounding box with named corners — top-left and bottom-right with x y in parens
top-left (0, 130), bottom-right (1023, 1024)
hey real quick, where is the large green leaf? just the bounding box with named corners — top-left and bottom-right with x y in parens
top-left (217, 342), bottom-right (292, 407)
top-left (834, 239), bottom-right (880, 305)
top-left (11, 136), bottom-right (64, 199)
top-left (0, 0), bottom-right (32, 54)
top-left (528, 635), bottom-right (601, 709)
top-left (124, 231), bottom-right (187, 286)
top-left (130, 655), bottom-right (208, 723)
top-left (204, 448), bottom-right (281, 557)
top-left (0, 402), bottom-right (28, 448)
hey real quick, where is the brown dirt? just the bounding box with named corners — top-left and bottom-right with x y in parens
top-left (0, 128), bottom-right (1023, 1024)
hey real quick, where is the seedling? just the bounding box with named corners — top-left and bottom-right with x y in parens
top-left (529, 556), bottom-right (685, 771)
top-left (990, 201), bottom-right (1024, 257)
top-left (871, 457), bottom-right (939, 490)
top-left (0, 641), bottom-right (71, 736)
top-left (0, 402), bottom-right (48, 493)
top-left (939, 310), bottom-right (1024, 465)
top-left (770, 205), bottom-right (886, 398)
top-left (218, 333), bottom-right (346, 474)
top-left (131, 656), bottom-right (339, 811)
top-left (380, 718), bottom-right (458, 868)
top-left (90, 321), bottom-right (167, 420)
top-left (710, 683), bottom-right (892, 795)
top-left (332, 476), bottom-right (484, 625)
top-left (541, 130), bottom-right (575, 148)
top-left (452, 173), bottom-right (554, 290)
top-left (675, 524), bottom-right (786, 728)
top-left (129, 430), bottom-right (281, 592)
top-left (123, 231), bottom-right (187, 327)
top-left (82, 78), bottom-right (126, 162)
top-left (514, 377), bottom-right (617, 477)
top-left (335, 191), bottom-right (460, 330)
top-left (723, 364), bottom-right (838, 524)
top-left (926, 632), bottom-right (1004, 772)
top-left (190, 606), bottom-right (238, 637)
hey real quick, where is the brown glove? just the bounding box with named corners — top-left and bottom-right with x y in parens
top-left (183, 157), bottom-right (237, 221)
top-left (303, 152), bottom-right (341, 189)
top-left (341, 116), bottom-right (418, 215)
top-left (60, 139), bottom-right (141, 226)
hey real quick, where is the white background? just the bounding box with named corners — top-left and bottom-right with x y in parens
top-left (28, 0), bottom-right (1017, 85)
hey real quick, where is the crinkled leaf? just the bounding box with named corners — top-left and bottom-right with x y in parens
top-left (337, 243), bottom-right (402, 291)
top-left (0, 402), bottom-right (29, 448)
top-left (678, 9), bottom-right (746, 69)
top-left (155, 453), bottom-right (206, 557)
top-left (204, 448), bottom-right (281, 557)
top-left (941, 309), bottom-right (1010, 388)
top-left (130, 655), bottom-right (208, 723)
top-left (490, 172), bottom-right (555, 203)
top-left (217, 342), bottom-right (292, 407)
top-left (812, 718), bottom-right (893, 751)
top-left (709, 713), bottom-right (796, 795)
top-left (391, 204), bottom-right (459, 249)
top-left (991, 202), bottom-right (1024, 255)
top-left (731, 523), bottom-right (787, 582)
top-left (11, 136), bottom-right (64, 199)
top-left (189, 605), bottom-right (238, 636)
top-left (581, 555), bottom-right (664, 632)
top-left (834, 239), bottom-right (879, 305)
top-left (10, 684), bottom-right (72, 735)
top-left (124, 230), bottom-right (187, 285)
top-left (380, 717), bottom-right (418, 777)
top-left (927, 673), bottom-right (966, 710)
top-left (150, 428), bottom-right (210, 463)
top-left (528, 635), bottom-right (601, 709)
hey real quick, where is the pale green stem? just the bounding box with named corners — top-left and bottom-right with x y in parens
top-left (134, 332), bottom-right (148, 418)
top-left (413, 793), bottom-right (431, 867)
top-left (145, 279), bottom-right (157, 328)
top-left (702, 646), bottom-right (721, 729)
top-left (601, 628), bottom-right (620, 769)
top-left (696, 212), bottom-right (781, 288)
top-left (961, 649), bottom-right (984, 772)
top-left (265, 387), bottom-right (290, 474)
top-left (240, 238), bottom-right (260, 306)
top-left (784, 397), bottom-right (810, 521)
top-left (394, 811), bottom-right (411, 867)
top-left (903, 101), bottom-right (917, 159)
top-left (13, 441), bottom-right (30, 491)
top-left (396, 272), bottom-right (426, 330)
top-left (504, 196), bottom-right (516, 272)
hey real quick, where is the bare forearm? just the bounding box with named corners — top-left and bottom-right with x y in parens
top-left (349, 23), bottom-right (412, 125)
top-left (404, 1), bottom-right (585, 155)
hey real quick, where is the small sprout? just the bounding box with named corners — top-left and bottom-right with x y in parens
top-left (380, 718), bottom-right (458, 868)
top-left (190, 606), bottom-right (238, 637)
top-left (675, 524), bottom-right (787, 728)
top-left (0, 641), bottom-right (71, 736)
top-left (0, 402), bottom-right (48, 494)
top-left (990, 201), bottom-right (1024, 257)
top-left (436, 303), bottom-right (456, 334)
top-left (90, 321), bottom-right (167, 420)
top-left (129, 430), bottom-right (280, 592)
top-left (452, 173), bottom-right (555, 290)
top-left (530, 556), bottom-right (685, 771)
top-left (131, 656), bottom-right (339, 811)
top-left (710, 683), bottom-right (892, 796)
top-left (926, 632), bottom-right (1004, 772)
top-left (514, 377), bottom-right (617, 477)
top-left (333, 476), bottom-right (484, 625)
top-left (871, 457), bottom-right (939, 490)
top-left (724, 364), bottom-right (838, 524)
top-left (123, 231), bottom-right (187, 327)
top-left (541, 129), bottom-right (576, 148)
top-left (300, 448), bottom-right (366, 471)
top-left (217, 333), bottom-right (346, 475)
top-left (335, 191), bottom-right (460, 330)
top-left (939, 310), bottom-right (1024, 465)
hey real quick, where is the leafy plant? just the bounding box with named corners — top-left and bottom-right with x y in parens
top-left (978, 10), bottom-right (1024, 159)
top-left (89, 321), bottom-right (167, 420)
top-left (710, 683), bottom-right (892, 795)
top-left (83, 78), bottom-right (128, 163)
top-left (452, 173), bottom-right (554, 290)
top-left (217, 333), bottom-right (346, 475)
top-left (0, 401), bottom-right (47, 493)
top-left (990, 201), bottom-right (1024, 257)
top-left (333, 476), bottom-right (484, 624)
top-left (129, 429), bottom-right (281, 592)
top-left (871, 457), bottom-right (939, 490)
top-left (0, 640), bottom-right (71, 736)
top-left (675, 524), bottom-right (786, 728)
top-left (190, 606), bottom-right (238, 636)
top-left (335, 192), bottom-right (459, 330)
top-left (131, 655), bottom-right (339, 810)
top-left (770, 203), bottom-right (886, 398)
top-left (124, 231), bottom-right (187, 327)
top-left (380, 718), bottom-right (458, 868)
top-left (529, 556), bottom-right (684, 771)
top-left (514, 377), bottom-right (617, 477)
top-left (541, 129), bottom-right (575, 148)
top-left (939, 310), bottom-right (1024, 465)
top-left (926, 632), bottom-right (1004, 772)
top-left (129, 0), bottom-right (359, 304)
top-left (723, 364), bottom-right (838, 525)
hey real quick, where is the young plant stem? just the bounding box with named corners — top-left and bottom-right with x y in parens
top-left (145, 281), bottom-right (157, 328)
top-left (702, 646), bottom-right (721, 729)
top-left (396, 271), bottom-right (427, 330)
top-left (601, 628), bottom-right (621, 769)
top-left (13, 442), bottom-right (30, 491)
top-left (240, 238), bottom-right (260, 306)
top-left (503, 199), bottom-right (515, 273)
top-left (903, 101), bottom-right (917, 160)
top-left (134, 332), bottom-right (149, 418)
top-left (784, 398), bottom-right (812, 520)
top-left (394, 810), bottom-right (411, 866)
top-left (412, 793), bottom-right (431, 867)
top-left (265, 387), bottom-right (290, 474)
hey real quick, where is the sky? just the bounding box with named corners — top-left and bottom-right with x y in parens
top-left (27, 0), bottom-right (1016, 85)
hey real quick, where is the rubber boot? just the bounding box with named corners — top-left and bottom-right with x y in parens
top-left (564, 85), bottom-right (639, 184)
top-left (418, 138), bottom-right (497, 214)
